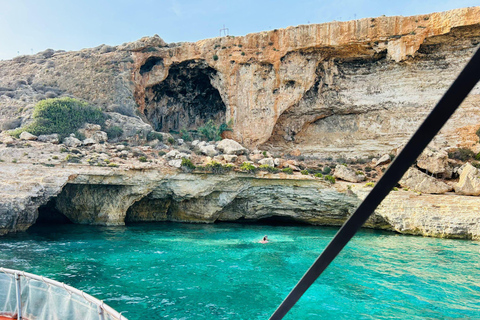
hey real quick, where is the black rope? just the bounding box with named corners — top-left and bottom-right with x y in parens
top-left (269, 46), bottom-right (480, 320)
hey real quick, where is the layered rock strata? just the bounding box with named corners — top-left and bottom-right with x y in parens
top-left (2, 163), bottom-right (480, 240)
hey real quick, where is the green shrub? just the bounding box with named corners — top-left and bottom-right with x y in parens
top-left (475, 152), bottom-right (480, 161)
top-left (147, 131), bottom-right (163, 141)
top-left (65, 154), bottom-right (81, 163)
top-left (213, 54), bottom-right (219, 61)
top-left (205, 161), bottom-right (233, 174)
top-left (74, 130), bottom-right (86, 141)
top-left (476, 127), bottom-right (480, 142)
top-left (314, 173), bottom-right (323, 178)
top-left (258, 164), bottom-right (279, 173)
top-left (448, 148), bottom-right (475, 161)
top-left (105, 126), bottom-right (123, 140)
top-left (198, 120), bottom-right (220, 141)
top-left (240, 162), bottom-right (256, 173)
top-left (472, 161), bottom-right (480, 169)
top-left (282, 167), bottom-right (293, 174)
top-left (365, 166), bottom-right (372, 172)
top-left (300, 170), bottom-right (309, 175)
top-left (322, 166), bottom-right (331, 175)
top-left (365, 182), bottom-right (375, 187)
top-left (324, 175), bottom-right (336, 184)
top-left (158, 151), bottom-right (166, 156)
top-left (180, 129), bottom-right (192, 142)
top-left (218, 120), bottom-right (233, 136)
top-left (52, 156), bottom-right (59, 160)
top-left (108, 163), bottom-right (119, 167)
top-left (181, 158), bottom-right (196, 172)
top-left (356, 171), bottom-right (364, 175)
top-left (139, 156), bottom-right (147, 162)
top-left (167, 136), bottom-right (175, 145)
top-left (197, 120), bottom-right (233, 141)
top-left (11, 97), bottom-right (106, 140)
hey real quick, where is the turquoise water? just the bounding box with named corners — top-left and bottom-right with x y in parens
top-left (1, 223), bottom-right (480, 319)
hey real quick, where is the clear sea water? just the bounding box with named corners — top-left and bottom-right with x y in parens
top-left (1, 222), bottom-right (479, 320)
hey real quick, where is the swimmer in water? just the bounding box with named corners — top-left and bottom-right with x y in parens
top-left (260, 235), bottom-right (269, 243)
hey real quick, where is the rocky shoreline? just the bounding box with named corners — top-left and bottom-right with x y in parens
top-left (1, 129), bottom-right (480, 240)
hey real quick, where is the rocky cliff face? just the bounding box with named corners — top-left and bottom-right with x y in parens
top-left (131, 7), bottom-right (480, 156)
top-left (1, 7), bottom-right (480, 156)
top-left (2, 161), bottom-right (480, 240)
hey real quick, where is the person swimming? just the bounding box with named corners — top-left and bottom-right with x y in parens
top-left (260, 235), bottom-right (269, 243)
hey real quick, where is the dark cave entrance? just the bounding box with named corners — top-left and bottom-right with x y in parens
top-left (143, 60), bottom-right (226, 132)
top-left (36, 198), bottom-right (72, 225)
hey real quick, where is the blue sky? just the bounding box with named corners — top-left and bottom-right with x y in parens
top-left (0, 0), bottom-right (478, 60)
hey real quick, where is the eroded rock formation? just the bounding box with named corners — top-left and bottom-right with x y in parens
top-left (130, 7), bottom-right (480, 156)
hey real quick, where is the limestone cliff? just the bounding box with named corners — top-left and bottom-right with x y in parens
top-left (2, 161), bottom-right (480, 240)
top-left (1, 7), bottom-right (480, 157)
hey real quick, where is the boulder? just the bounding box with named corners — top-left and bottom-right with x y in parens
top-left (83, 138), bottom-right (96, 146)
top-left (0, 134), bottom-right (14, 144)
top-left (216, 139), bottom-right (247, 155)
top-left (417, 148), bottom-right (452, 178)
top-left (91, 131), bottom-right (108, 143)
top-left (223, 155), bottom-right (238, 163)
top-left (258, 158), bottom-right (275, 167)
top-left (333, 165), bottom-right (366, 183)
top-left (199, 144), bottom-right (218, 157)
top-left (165, 150), bottom-right (179, 159)
top-left (118, 35), bottom-right (167, 51)
top-left (290, 149), bottom-right (301, 157)
top-left (250, 154), bottom-right (264, 163)
top-left (454, 163), bottom-right (480, 195)
top-left (63, 135), bottom-right (82, 148)
top-left (19, 132), bottom-right (37, 141)
top-left (375, 154), bottom-right (391, 166)
top-left (400, 167), bottom-right (453, 194)
top-left (79, 123), bottom-right (102, 138)
top-left (104, 112), bottom-right (152, 140)
top-left (176, 152), bottom-right (191, 160)
top-left (37, 134), bottom-right (59, 144)
top-left (168, 159), bottom-right (183, 168)
top-left (191, 140), bottom-right (200, 147)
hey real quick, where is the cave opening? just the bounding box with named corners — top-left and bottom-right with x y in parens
top-left (36, 197), bottom-right (72, 225)
top-left (143, 60), bottom-right (226, 132)
top-left (140, 56), bottom-right (164, 75)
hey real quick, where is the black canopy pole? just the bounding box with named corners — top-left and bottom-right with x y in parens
top-left (269, 46), bottom-right (480, 320)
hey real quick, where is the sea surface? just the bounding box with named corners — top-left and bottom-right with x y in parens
top-left (1, 222), bottom-right (479, 319)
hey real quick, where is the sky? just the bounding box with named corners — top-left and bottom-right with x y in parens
top-left (0, 0), bottom-right (478, 60)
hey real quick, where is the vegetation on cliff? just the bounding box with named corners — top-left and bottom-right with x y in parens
top-left (12, 97), bottom-right (106, 140)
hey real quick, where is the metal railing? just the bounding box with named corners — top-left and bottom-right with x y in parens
top-left (0, 267), bottom-right (128, 320)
